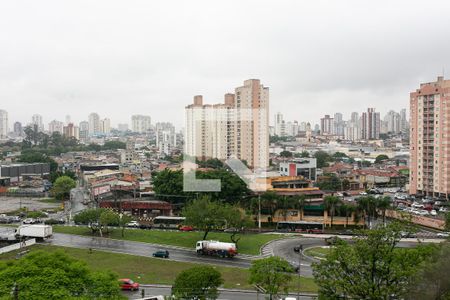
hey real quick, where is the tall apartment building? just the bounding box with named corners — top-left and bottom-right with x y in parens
top-left (48, 120), bottom-right (64, 134)
top-left (361, 108), bottom-right (380, 140)
top-left (274, 112), bottom-right (285, 136)
top-left (320, 115), bottom-right (334, 135)
top-left (131, 115), bottom-right (151, 133)
top-left (410, 76), bottom-right (450, 199)
top-left (333, 113), bottom-right (344, 136)
top-left (63, 123), bottom-right (79, 140)
top-left (88, 113), bottom-right (100, 136)
top-left (400, 108), bottom-right (408, 132)
top-left (31, 114), bottom-right (44, 132)
top-left (384, 110), bottom-right (401, 133)
top-left (13, 121), bottom-right (22, 137)
top-left (185, 79), bottom-right (269, 169)
top-left (0, 110), bottom-right (8, 139)
top-left (100, 118), bottom-right (111, 135)
top-left (79, 121), bottom-right (89, 143)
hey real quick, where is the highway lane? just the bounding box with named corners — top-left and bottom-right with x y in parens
top-left (47, 233), bottom-right (252, 269)
top-left (125, 285), bottom-right (317, 300)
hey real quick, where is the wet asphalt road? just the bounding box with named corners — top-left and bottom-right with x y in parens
top-left (47, 233), bottom-right (252, 269)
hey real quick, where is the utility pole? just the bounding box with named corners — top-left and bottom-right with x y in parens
top-left (258, 194), bottom-right (261, 232)
top-left (297, 244), bottom-right (303, 300)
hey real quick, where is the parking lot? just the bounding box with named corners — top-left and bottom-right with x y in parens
top-left (0, 197), bottom-right (60, 214)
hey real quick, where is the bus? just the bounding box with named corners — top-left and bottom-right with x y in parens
top-left (276, 221), bottom-right (324, 233)
top-left (152, 216), bottom-right (186, 229)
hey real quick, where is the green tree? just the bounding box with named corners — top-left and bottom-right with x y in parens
top-left (375, 154), bottom-right (390, 164)
top-left (445, 213), bottom-right (450, 231)
top-left (49, 170), bottom-right (77, 183)
top-left (324, 195), bottom-right (341, 227)
top-left (312, 222), bottom-right (436, 300)
top-left (259, 191), bottom-right (281, 224)
top-left (406, 243), bottom-right (450, 300)
top-left (102, 141), bottom-right (127, 150)
top-left (73, 208), bottom-right (106, 233)
top-left (183, 196), bottom-right (227, 240)
top-left (18, 149), bottom-right (58, 172)
top-left (340, 203), bottom-right (356, 227)
top-left (294, 151), bottom-right (310, 158)
top-left (118, 214), bottom-right (133, 237)
top-left (249, 256), bottom-right (293, 300)
top-left (51, 175), bottom-right (76, 200)
top-left (280, 150), bottom-right (293, 158)
top-left (377, 196), bottom-right (392, 225)
top-left (152, 169), bottom-right (186, 202)
top-left (0, 250), bottom-right (124, 299)
top-left (221, 205), bottom-right (253, 246)
top-left (356, 196), bottom-right (378, 228)
top-left (172, 266), bottom-right (223, 300)
top-left (99, 210), bottom-right (120, 235)
top-left (313, 150), bottom-right (333, 168)
top-left (316, 174), bottom-right (342, 191)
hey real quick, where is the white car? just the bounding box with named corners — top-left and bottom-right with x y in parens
top-left (418, 210), bottom-right (429, 216)
top-left (436, 232), bottom-right (450, 238)
top-left (439, 207), bottom-right (449, 213)
top-left (126, 221), bottom-right (140, 228)
top-left (359, 192), bottom-right (368, 195)
top-left (430, 210), bottom-right (437, 216)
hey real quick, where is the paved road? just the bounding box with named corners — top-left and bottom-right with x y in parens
top-left (125, 285), bottom-right (316, 300)
top-left (47, 233), bottom-right (252, 269)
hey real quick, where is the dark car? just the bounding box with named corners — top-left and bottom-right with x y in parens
top-left (44, 218), bottom-right (65, 225)
top-left (293, 245), bottom-right (303, 253)
top-left (152, 250), bottom-right (169, 258)
top-left (325, 236), bottom-right (341, 246)
top-left (139, 223), bottom-right (152, 230)
top-left (119, 278), bottom-right (139, 291)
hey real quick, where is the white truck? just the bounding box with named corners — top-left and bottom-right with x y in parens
top-left (15, 225), bottom-right (53, 240)
top-left (195, 240), bottom-right (237, 258)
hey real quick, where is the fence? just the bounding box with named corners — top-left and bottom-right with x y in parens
top-left (0, 238), bottom-right (36, 255)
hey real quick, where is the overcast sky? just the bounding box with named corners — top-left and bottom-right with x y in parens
top-left (1, 0), bottom-right (450, 129)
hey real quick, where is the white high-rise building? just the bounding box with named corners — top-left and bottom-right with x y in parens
top-left (100, 118), bottom-right (111, 135)
top-left (131, 115), bottom-right (151, 133)
top-left (48, 120), bottom-right (64, 134)
top-left (79, 121), bottom-right (89, 143)
top-left (361, 108), bottom-right (380, 140)
top-left (274, 112), bottom-right (285, 136)
top-left (118, 123), bottom-right (129, 132)
top-left (0, 110), bottom-right (8, 139)
top-left (185, 79), bottom-right (269, 169)
top-left (31, 114), bottom-right (44, 132)
top-left (88, 113), bottom-right (100, 136)
top-left (384, 110), bottom-right (401, 133)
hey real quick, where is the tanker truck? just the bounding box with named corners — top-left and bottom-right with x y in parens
top-left (195, 240), bottom-right (237, 258)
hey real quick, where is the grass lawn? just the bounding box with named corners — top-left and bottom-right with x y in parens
top-left (0, 245), bottom-right (318, 293)
top-left (37, 198), bottom-right (59, 204)
top-left (304, 246), bottom-right (331, 259)
top-left (53, 226), bottom-right (282, 256)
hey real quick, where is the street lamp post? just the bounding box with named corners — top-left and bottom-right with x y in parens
top-left (297, 244), bottom-right (303, 300)
top-left (258, 194), bottom-right (261, 232)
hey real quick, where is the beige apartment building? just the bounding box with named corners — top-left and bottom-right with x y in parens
top-left (185, 79), bottom-right (269, 169)
top-left (410, 76), bottom-right (450, 199)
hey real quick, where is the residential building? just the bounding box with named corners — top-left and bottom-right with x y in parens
top-left (48, 120), bottom-right (64, 134)
top-left (279, 158), bottom-right (317, 181)
top-left (185, 79), bottom-right (269, 169)
top-left (0, 110), bottom-right (8, 139)
top-left (361, 108), bottom-right (380, 140)
top-left (384, 110), bottom-right (401, 133)
top-left (131, 115), bottom-right (151, 133)
top-left (79, 121), bottom-right (89, 143)
top-left (320, 115), bottom-right (334, 135)
top-left (410, 76), bottom-right (450, 199)
top-left (333, 113), bottom-right (344, 136)
top-left (118, 123), bottom-right (129, 132)
top-left (274, 112), bottom-right (285, 136)
top-left (88, 113), bottom-right (101, 136)
top-left (31, 114), bottom-right (44, 132)
top-left (13, 121), bottom-right (22, 137)
top-left (100, 118), bottom-right (111, 135)
top-left (63, 123), bottom-right (79, 140)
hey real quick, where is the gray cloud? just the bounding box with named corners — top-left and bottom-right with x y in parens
top-left (1, 0), bottom-right (449, 129)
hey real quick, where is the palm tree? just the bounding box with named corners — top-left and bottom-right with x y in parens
top-left (341, 204), bottom-right (356, 227)
top-left (294, 195), bottom-right (307, 220)
top-left (324, 195), bottom-right (341, 228)
top-left (376, 196), bottom-right (392, 225)
top-left (356, 196), bottom-right (377, 229)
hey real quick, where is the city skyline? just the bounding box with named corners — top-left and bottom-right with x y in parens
top-left (1, 1), bottom-right (449, 128)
